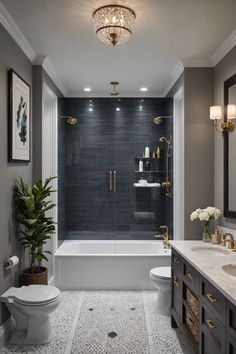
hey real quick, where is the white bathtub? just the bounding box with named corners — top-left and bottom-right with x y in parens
top-left (54, 240), bottom-right (171, 290)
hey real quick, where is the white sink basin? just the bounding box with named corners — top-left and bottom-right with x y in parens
top-left (222, 264), bottom-right (236, 277)
top-left (190, 246), bottom-right (230, 256)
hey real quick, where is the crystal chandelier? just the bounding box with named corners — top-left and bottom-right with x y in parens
top-left (93, 5), bottom-right (136, 46)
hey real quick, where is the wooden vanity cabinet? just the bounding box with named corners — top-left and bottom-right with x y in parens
top-left (171, 248), bottom-right (236, 354)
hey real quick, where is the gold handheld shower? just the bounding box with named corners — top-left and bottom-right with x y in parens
top-left (58, 115), bottom-right (77, 125)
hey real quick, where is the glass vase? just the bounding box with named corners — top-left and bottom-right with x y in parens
top-left (202, 222), bottom-right (211, 242)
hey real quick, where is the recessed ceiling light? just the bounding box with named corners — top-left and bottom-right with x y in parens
top-left (84, 87), bottom-right (91, 92)
top-left (88, 107), bottom-right (93, 112)
top-left (116, 107), bottom-right (120, 111)
top-left (139, 105), bottom-right (143, 111)
top-left (140, 87), bottom-right (148, 92)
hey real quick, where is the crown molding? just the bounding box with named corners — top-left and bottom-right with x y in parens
top-left (163, 60), bottom-right (184, 97)
top-left (67, 92), bottom-right (164, 98)
top-left (34, 56), bottom-right (67, 96)
top-left (181, 58), bottom-right (213, 67)
top-left (0, 2), bottom-right (67, 96)
top-left (211, 29), bottom-right (236, 66)
top-left (0, 1), bottom-right (36, 62)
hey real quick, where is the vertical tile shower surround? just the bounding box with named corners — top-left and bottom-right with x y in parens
top-left (58, 98), bottom-right (173, 240)
top-left (1, 291), bottom-right (192, 354)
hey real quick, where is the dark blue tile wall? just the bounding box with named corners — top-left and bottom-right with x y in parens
top-left (59, 97), bottom-right (173, 240)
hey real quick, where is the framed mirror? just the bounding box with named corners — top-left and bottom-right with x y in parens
top-left (224, 73), bottom-right (236, 218)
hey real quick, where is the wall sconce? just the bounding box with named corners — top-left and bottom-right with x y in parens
top-left (210, 105), bottom-right (236, 133)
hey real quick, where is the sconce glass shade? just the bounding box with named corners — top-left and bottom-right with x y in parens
top-left (227, 104), bottom-right (236, 120)
top-left (210, 106), bottom-right (222, 120)
top-left (93, 5), bottom-right (136, 46)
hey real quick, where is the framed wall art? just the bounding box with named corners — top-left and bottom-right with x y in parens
top-left (8, 69), bottom-right (30, 162)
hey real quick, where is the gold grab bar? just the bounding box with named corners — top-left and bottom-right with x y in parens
top-left (113, 170), bottom-right (116, 193)
top-left (109, 170), bottom-right (113, 191)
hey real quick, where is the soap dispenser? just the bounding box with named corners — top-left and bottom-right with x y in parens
top-left (144, 142), bottom-right (150, 158)
top-left (139, 159), bottom-right (143, 172)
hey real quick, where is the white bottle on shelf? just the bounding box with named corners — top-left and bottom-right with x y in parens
top-left (139, 159), bottom-right (143, 172)
top-left (144, 142), bottom-right (150, 158)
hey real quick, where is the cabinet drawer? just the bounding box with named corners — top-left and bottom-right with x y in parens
top-left (171, 249), bottom-right (182, 272)
top-left (201, 304), bottom-right (225, 354)
top-left (183, 261), bottom-right (199, 295)
top-left (201, 279), bottom-right (226, 323)
top-left (227, 301), bottom-right (236, 338)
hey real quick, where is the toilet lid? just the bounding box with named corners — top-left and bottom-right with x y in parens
top-left (15, 285), bottom-right (60, 305)
top-left (150, 267), bottom-right (171, 279)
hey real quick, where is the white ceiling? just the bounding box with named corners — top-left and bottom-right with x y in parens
top-left (1, 0), bottom-right (236, 97)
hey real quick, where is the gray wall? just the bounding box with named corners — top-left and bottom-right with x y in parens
top-left (0, 24), bottom-right (33, 326)
top-left (214, 45), bottom-right (236, 229)
top-left (167, 68), bottom-right (214, 239)
top-left (184, 68), bottom-right (214, 239)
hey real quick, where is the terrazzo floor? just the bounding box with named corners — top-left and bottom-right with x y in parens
top-left (1, 291), bottom-right (194, 354)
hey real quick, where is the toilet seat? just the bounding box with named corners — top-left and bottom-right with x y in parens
top-left (150, 266), bottom-right (171, 279)
top-left (14, 285), bottom-right (60, 306)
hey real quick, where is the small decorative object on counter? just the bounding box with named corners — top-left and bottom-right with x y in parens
top-left (139, 159), bottom-right (143, 172)
top-left (211, 229), bottom-right (221, 244)
top-left (152, 150), bottom-right (156, 158)
top-left (156, 147), bottom-right (160, 158)
top-left (190, 207), bottom-right (222, 242)
top-left (144, 141), bottom-right (150, 158)
top-left (144, 160), bottom-right (150, 171)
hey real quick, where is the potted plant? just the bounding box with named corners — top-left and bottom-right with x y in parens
top-left (14, 176), bottom-right (56, 285)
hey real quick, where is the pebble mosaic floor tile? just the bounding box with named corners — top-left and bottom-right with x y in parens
top-left (1, 291), bottom-right (193, 354)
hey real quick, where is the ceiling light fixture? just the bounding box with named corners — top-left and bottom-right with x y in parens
top-left (84, 87), bottom-right (91, 92)
top-left (93, 5), bottom-right (136, 46)
top-left (116, 107), bottom-right (120, 111)
top-left (110, 81), bottom-right (119, 96)
top-left (140, 87), bottom-right (148, 92)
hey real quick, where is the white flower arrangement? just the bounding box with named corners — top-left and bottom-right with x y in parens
top-left (190, 206), bottom-right (222, 241)
top-left (190, 207), bottom-right (221, 222)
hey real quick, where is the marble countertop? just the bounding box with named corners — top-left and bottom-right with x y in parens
top-left (170, 240), bottom-right (236, 306)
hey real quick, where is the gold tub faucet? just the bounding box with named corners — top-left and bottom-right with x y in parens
top-left (154, 225), bottom-right (170, 249)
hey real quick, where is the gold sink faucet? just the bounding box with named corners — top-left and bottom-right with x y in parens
top-left (222, 233), bottom-right (234, 249)
top-left (154, 225), bottom-right (170, 249)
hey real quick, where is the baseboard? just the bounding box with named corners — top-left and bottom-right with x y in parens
top-left (48, 275), bottom-right (54, 285)
top-left (0, 316), bottom-right (15, 349)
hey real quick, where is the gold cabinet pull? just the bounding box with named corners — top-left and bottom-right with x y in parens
top-left (207, 293), bottom-right (217, 303)
top-left (187, 273), bottom-right (194, 280)
top-left (173, 257), bottom-right (180, 264)
top-left (113, 170), bottom-right (116, 193)
top-left (173, 276), bottom-right (180, 287)
top-left (109, 170), bottom-right (113, 191)
top-left (207, 319), bottom-right (216, 329)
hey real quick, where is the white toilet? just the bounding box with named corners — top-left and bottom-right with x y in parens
top-left (0, 285), bottom-right (60, 345)
top-left (149, 266), bottom-right (171, 316)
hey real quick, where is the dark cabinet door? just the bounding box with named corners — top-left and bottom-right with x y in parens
top-left (171, 269), bottom-right (182, 325)
top-left (200, 304), bottom-right (225, 354)
top-left (227, 334), bottom-right (236, 354)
